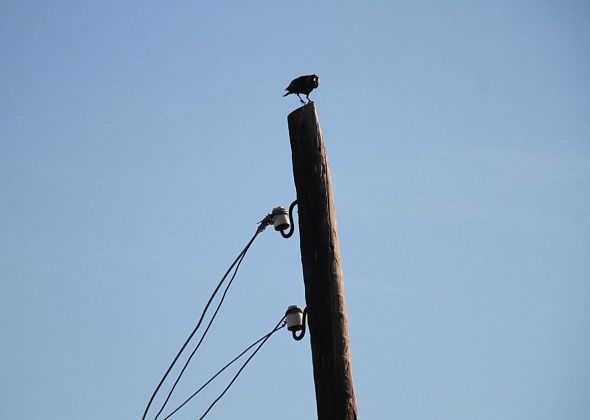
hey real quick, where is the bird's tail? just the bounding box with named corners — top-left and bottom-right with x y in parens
top-left (283, 91), bottom-right (291, 97)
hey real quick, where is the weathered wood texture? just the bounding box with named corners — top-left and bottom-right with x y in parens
top-left (287, 103), bottom-right (357, 420)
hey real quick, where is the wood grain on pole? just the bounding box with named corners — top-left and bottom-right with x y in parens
top-left (287, 103), bottom-right (358, 420)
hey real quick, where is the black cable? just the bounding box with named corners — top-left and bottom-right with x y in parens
top-left (142, 227), bottom-right (264, 420)
top-left (198, 315), bottom-right (287, 420)
top-left (163, 322), bottom-right (285, 419)
top-left (154, 246), bottom-right (251, 419)
top-left (162, 331), bottom-right (272, 419)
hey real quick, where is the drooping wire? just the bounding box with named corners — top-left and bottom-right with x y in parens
top-left (162, 318), bottom-right (286, 419)
top-left (142, 221), bottom-right (270, 420)
top-left (197, 315), bottom-right (287, 420)
top-left (153, 244), bottom-right (251, 419)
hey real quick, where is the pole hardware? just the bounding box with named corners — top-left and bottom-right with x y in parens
top-left (264, 201), bottom-right (298, 238)
top-left (271, 207), bottom-right (290, 231)
top-left (285, 305), bottom-right (307, 341)
top-left (279, 200), bottom-right (298, 238)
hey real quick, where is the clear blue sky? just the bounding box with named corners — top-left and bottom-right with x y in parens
top-left (1, 2), bottom-right (589, 419)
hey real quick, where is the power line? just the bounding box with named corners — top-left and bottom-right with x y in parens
top-left (142, 224), bottom-right (267, 420)
top-left (154, 244), bottom-right (251, 419)
top-left (197, 315), bottom-right (286, 419)
top-left (163, 319), bottom-right (286, 419)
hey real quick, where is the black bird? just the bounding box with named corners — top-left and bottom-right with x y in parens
top-left (283, 74), bottom-right (320, 104)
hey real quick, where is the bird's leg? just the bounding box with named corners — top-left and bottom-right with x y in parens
top-left (306, 94), bottom-right (311, 103)
top-left (297, 94), bottom-right (305, 104)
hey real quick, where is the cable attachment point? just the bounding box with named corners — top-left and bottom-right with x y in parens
top-left (285, 305), bottom-right (307, 341)
top-left (257, 213), bottom-right (274, 233)
top-left (271, 206), bottom-right (290, 231)
top-left (278, 200), bottom-right (297, 238)
top-left (259, 201), bottom-right (298, 238)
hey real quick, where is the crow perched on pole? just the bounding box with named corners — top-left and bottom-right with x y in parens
top-left (283, 74), bottom-right (320, 104)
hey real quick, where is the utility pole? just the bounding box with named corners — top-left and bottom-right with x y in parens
top-left (287, 103), bottom-right (358, 420)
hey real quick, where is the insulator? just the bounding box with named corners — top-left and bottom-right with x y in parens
top-left (272, 207), bottom-right (290, 231)
top-left (286, 305), bottom-right (303, 332)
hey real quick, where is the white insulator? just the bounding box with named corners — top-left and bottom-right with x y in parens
top-left (273, 213), bottom-right (290, 231)
top-left (286, 305), bottom-right (303, 332)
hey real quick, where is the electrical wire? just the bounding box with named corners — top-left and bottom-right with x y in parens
top-left (153, 247), bottom-right (250, 419)
top-left (197, 315), bottom-right (286, 420)
top-left (142, 225), bottom-right (266, 420)
top-left (162, 320), bottom-right (286, 419)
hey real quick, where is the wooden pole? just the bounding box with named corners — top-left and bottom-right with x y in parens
top-left (287, 102), bottom-right (358, 420)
